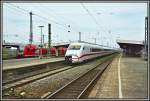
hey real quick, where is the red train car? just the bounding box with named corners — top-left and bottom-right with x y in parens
top-left (22, 44), bottom-right (67, 57)
top-left (58, 47), bottom-right (67, 56)
top-left (50, 47), bottom-right (57, 56)
top-left (39, 48), bottom-right (49, 56)
top-left (23, 44), bottom-right (39, 57)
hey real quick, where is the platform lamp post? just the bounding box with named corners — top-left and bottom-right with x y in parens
top-left (38, 25), bottom-right (44, 59)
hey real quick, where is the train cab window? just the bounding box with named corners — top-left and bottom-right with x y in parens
top-left (68, 45), bottom-right (81, 50)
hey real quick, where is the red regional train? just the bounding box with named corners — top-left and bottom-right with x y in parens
top-left (18, 44), bottom-right (67, 57)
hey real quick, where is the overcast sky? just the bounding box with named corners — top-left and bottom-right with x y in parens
top-left (3, 3), bottom-right (147, 48)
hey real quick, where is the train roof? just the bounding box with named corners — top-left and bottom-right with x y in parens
top-left (69, 41), bottom-right (114, 49)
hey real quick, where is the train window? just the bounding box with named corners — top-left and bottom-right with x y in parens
top-left (91, 48), bottom-right (102, 52)
top-left (83, 47), bottom-right (85, 50)
top-left (68, 45), bottom-right (81, 50)
top-left (83, 46), bottom-right (87, 50)
top-left (83, 46), bottom-right (90, 51)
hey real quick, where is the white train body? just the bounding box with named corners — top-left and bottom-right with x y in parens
top-left (65, 42), bottom-right (115, 63)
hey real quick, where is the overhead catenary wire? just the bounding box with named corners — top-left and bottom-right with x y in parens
top-left (4, 3), bottom-right (117, 47)
top-left (9, 3), bottom-right (30, 13)
top-left (5, 3), bottom-right (108, 34)
top-left (34, 4), bottom-right (79, 32)
top-left (81, 3), bottom-right (114, 34)
top-left (33, 4), bottom-right (69, 26)
top-left (3, 5), bottom-right (29, 42)
top-left (5, 3), bottom-right (86, 46)
top-left (81, 3), bottom-right (117, 47)
top-left (4, 4), bottom-right (29, 16)
top-left (4, 4), bottom-right (38, 44)
top-left (4, 4), bottom-right (69, 44)
top-left (81, 3), bottom-right (100, 31)
top-left (81, 4), bottom-right (104, 39)
top-left (8, 3), bottom-right (63, 26)
top-left (5, 3), bottom-right (78, 32)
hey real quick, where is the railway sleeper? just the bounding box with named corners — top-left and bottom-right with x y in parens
top-left (69, 83), bottom-right (89, 87)
top-left (52, 93), bottom-right (79, 99)
top-left (63, 87), bottom-right (84, 92)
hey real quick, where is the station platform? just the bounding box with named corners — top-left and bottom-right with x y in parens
top-left (3, 57), bottom-right (64, 71)
top-left (88, 54), bottom-right (148, 99)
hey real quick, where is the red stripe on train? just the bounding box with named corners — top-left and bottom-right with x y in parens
top-left (72, 51), bottom-right (108, 59)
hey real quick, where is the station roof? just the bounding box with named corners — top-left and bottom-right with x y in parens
top-left (51, 42), bottom-right (70, 46)
top-left (3, 42), bottom-right (24, 48)
top-left (116, 39), bottom-right (144, 45)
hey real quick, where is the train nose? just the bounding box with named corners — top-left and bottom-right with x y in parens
top-left (65, 56), bottom-right (72, 63)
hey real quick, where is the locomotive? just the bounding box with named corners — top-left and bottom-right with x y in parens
top-left (65, 42), bottom-right (118, 63)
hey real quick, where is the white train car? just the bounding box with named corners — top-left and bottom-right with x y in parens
top-left (65, 42), bottom-right (115, 63)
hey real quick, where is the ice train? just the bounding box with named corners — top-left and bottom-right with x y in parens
top-left (65, 42), bottom-right (118, 63)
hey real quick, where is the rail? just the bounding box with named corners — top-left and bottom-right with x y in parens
top-left (44, 58), bottom-right (113, 99)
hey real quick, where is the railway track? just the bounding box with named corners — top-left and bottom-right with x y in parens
top-left (44, 59), bottom-right (113, 99)
top-left (3, 58), bottom-right (101, 98)
top-left (3, 61), bottom-right (65, 84)
top-left (3, 54), bottom-right (117, 99)
top-left (3, 62), bottom-right (78, 92)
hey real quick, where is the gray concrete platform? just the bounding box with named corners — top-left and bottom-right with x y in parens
top-left (3, 57), bottom-right (64, 71)
top-left (88, 54), bottom-right (148, 99)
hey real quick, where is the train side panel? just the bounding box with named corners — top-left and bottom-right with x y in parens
top-left (65, 42), bottom-right (116, 63)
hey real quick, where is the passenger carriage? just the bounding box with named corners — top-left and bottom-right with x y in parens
top-left (65, 42), bottom-right (115, 63)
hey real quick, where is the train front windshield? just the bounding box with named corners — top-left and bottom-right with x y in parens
top-left (68, 45), bottom-right (81, 50)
